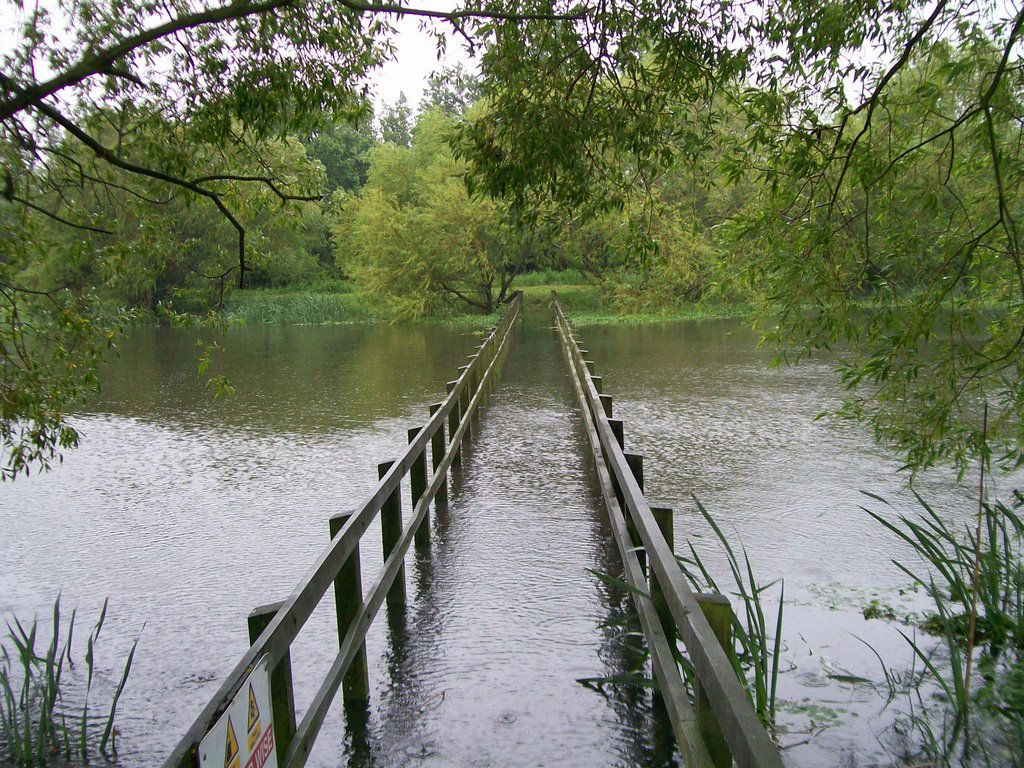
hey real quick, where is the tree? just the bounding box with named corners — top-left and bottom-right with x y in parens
top-left (0, 0), bottom-right (579, 477)
top-left (457, 1), bottom-right (1024, 474)
top-left (379, 93), bottom-right (414, 147)
top-left (336, 108), bottom-right (532, 317)
top-left (304, 120), bottom-right (377, 194)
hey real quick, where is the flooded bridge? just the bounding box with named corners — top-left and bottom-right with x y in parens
top-left (163, 293), bottom-right (782, 768)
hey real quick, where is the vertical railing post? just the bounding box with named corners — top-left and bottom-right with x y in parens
top-left (329, 511), bottom-right (370, 702)
top-left (649, 504), bottom-right (675, 641)
top-left (377, 460), bottom-right (406, 610)
top-left (428, 404), bottom-right (448, 506)
top-left (694, 593), bottom-right (735, 768)
top-left (600, 394), bottom-right (613, 418)
top-left (592, 375), bottom-right (603, 394)
top-left (608, 418), bottom-right (624, 449)
top-left (247, 603), bottom-right (296, 762)
top-left (624, 452), bottom-right (646, 573)
top-left (408, 427), bottom-right (430, 547)
top-left (458, 365), bottom-right (471, 437)
top-left (446, 381), bottom-right (461, 465)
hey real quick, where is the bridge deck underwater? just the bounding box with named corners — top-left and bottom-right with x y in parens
top-left (166, 294), bottom-right (781, 768)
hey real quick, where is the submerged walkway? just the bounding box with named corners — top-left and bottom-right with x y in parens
top-left (340, 316), bottom-right (677, 767)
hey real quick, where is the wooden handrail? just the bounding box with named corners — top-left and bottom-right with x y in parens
top-left (552, 294), bottom-right (784, 768)
top-left (164, 292), bottom-right (522, 768)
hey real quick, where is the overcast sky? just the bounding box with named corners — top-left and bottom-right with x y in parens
top-left (369, 3), bottom-right (478, 111)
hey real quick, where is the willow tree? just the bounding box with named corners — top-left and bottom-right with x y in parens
top-left (459, 0), bottom-right (1024, 473)
top-left (0, 0), bottom-right (578, 477)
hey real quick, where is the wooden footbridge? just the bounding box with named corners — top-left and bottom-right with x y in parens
top-left (164, 293), bottom-right (784, 768)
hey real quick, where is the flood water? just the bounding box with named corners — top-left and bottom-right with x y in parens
top-left (0, 311), bottom-right (996, 767)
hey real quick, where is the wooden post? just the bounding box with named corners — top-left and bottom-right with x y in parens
top-left (409, 427), bottom-right (430, 547)
top-left (624, 452), bottom-right (646, 573)
top-left (247, 602), bottom-right (296, 762)
top-left (584, 360), bottom-right (596, 375)
top-left (600, 394), bottom-right (613, 418)
top-left (329, 511), bottom-right (369, 702)
top-left (458, 365), bottom-right (472, 437)
top-left (428, 404), bottom-right (448, 506)
top-left (591, 375), bottom-right (603, 394)
top-left (378, 460), bottom-right (406, 610)
top-left (649, 504), bottom-right (674, 641)
top-left (695, 593), bottom-right (735, 768)
top-left (608, 418), bottom-right (624, 449)
top-left (446, 381), bottom-right (461, 466)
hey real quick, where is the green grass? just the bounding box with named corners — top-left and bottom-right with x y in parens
top-left (223, 289), bottom-right (376, 325)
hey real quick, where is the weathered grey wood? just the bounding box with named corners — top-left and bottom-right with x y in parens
top-left (584, 360), bottom-right (596, 375)
top-left (428, 403), bottom-right (448, 506)
top-left (248, 602), bottom-right (296, 763)
top-left (377, 460), bottom-right (406, 610)
top-left (163, 293), bottom-right (525, 768)
top-left (624, 452), bottom-right (646, 573)
top-left (552, 295), bottom-right (784, 768)
top-left (591, 374), bottom-right (603, 394)
top-left (696, 594), bottom-right (735, 768)
top-left (608, 418), bottom-right (624, 449)
top-left (408, 427), bottom-right (430, 547)
top-left (329, 511), bottom-right (369, 702)
top-left (556, 315), bottom-right (714, 768)
top-left (650, 504), bottom-right (675, 641)
top-left (445, 381), bottom-right (462, 466)
top-left (280, 293), bottom-right (523, 768)
top-left (600, 393), bottom-right (613, 418)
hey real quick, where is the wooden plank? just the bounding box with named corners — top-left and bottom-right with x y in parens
top-left (553, 298), bottom-right (784, 768)
top-left (163, 293), bottom-right (522, 768)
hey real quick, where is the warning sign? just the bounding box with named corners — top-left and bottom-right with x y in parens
top-left (199, 656), bottom-right (277, 768)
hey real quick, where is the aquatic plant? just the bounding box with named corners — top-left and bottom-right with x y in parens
top-left (0, 597), bottom-right (139, 766)
top-left (864, 490), bottom-right (1024, 765)
top-left (677, 496), bottom-right (785, 728)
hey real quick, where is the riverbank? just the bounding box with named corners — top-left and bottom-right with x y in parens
top-left (215, 273), bottom-right (754, 328)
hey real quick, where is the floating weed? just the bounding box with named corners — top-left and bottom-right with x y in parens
top-left (0, 597), bottom-right (140, 766)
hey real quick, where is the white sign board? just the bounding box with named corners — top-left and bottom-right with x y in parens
top-left (199, 655), bottom-right (278, 768)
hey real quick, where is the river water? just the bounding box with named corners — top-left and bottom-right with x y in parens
top-left (0, 311), bottom-right (995, 767)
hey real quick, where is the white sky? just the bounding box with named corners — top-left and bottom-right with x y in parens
top-left (368, 3), bottom-right (478, 112)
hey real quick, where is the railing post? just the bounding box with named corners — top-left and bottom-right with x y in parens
top-left (592, 375), bottom-right (603, 394)
top-left (649, 504), bottom-right (675, 641)
top-left (695, 593), bottom-right (735, 768)
top-left (446, 381), bottom-right (462, 465)
top-left (329, 511), bottom-right (370, 702)
top-left (608, 418), bottom-right (624, 449)
top-left (428, 404), bottom-right (448, 506)
top-left (378, 460), bottom-right (407, 610)
top-left (458, 365), bottom-right (472, 437)
top-left (600, 394), bottom-right (613, 418)
top-left (408, 427), bottom-right (430, 547)
top-left (247, 603), bottom-right (296, 762)
top-left (624, 452), bottom-right (646, 573)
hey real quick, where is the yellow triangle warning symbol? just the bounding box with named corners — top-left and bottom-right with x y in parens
top-left (223, 717), bottom-right (239, 767)
top-left (247, 684), bottom-right (260, 733)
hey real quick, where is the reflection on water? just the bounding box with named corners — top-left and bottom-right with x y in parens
top-left (0, 316), bottom-right (995, 767)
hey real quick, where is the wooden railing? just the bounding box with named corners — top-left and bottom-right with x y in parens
top-left (553, 294), bottom-right (784, 768)
top-left (165, 291), bottom-right (523, 768)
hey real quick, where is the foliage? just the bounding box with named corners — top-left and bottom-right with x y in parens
top-left (336, 107), bottom-right (537, 317)
top-left (0, 597), bottom-right (139, 766)
top-left (863, 490), bottom-right (1024, 764)
top-left (224, 287), bottom-right (374, 324)
top-left (303, 119), bottom-right (376, 194)
top-left (678, 497), bottom-right (785, 728)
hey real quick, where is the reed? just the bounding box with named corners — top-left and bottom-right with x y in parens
top-left (863, 490), bottom-right (1024, 764)
top-left (676, 496), bottom-right (785, 728)
top-left (224, 290), bottom-right (375, 325)
top-left (0, 597), bottom-right (139, 766)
